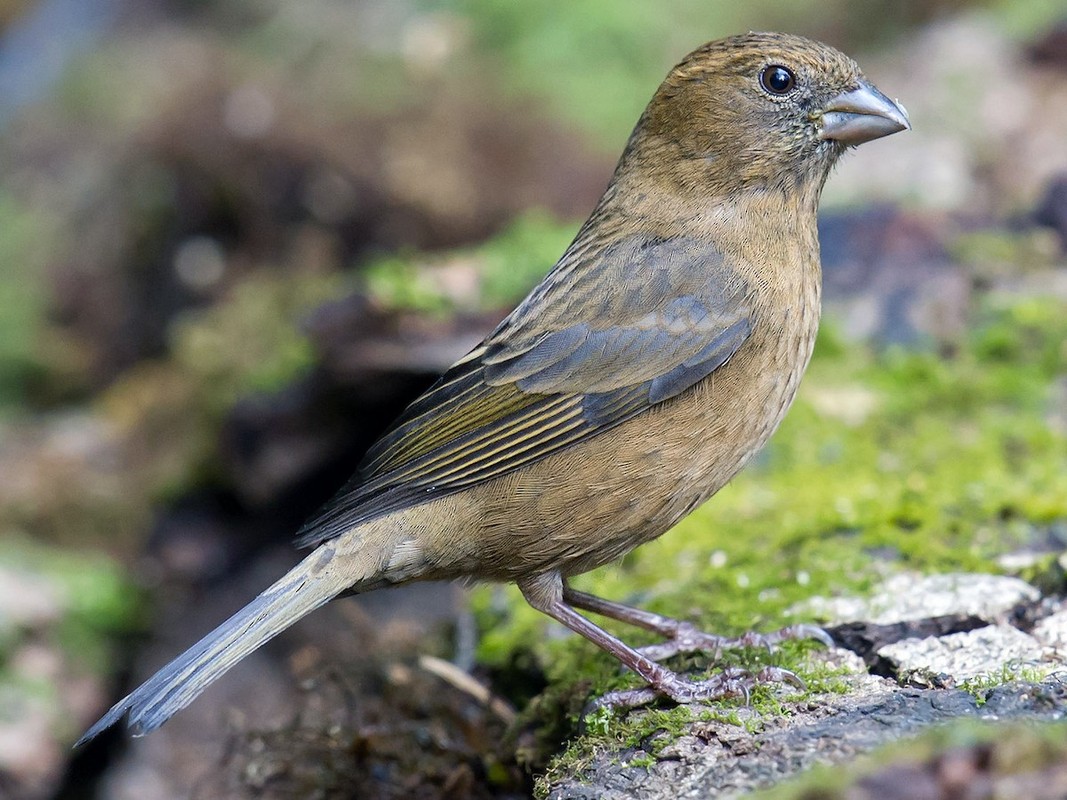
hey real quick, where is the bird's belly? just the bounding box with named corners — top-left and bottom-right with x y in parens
top-left (439, 320), bottom-right (818, 581)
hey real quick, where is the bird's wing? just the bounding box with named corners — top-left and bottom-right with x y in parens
top-left (296, 234), bottom-right (751, 547)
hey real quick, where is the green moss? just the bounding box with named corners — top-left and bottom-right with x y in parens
top-left (436, 1), bottom-right (1062, 145)
top-left (987, 0), bottom-right (1067, 36)
top-left (0, 537), bottom-right (143, 680)
top-left (170, 271), bottom-right (343, 404)
top-left (363, 253), bottom-right (458, 315)
top-left (959, 664), bottom-right (1054, 702)
top-left (627, 752), bottom-right (657, 769)
top-left (0, 191), bottom-right (58, 409)
top-left (698, 708), bottom-right (747, 727)
top-left (0, 538), bottom-right (142, 743)
top-left (534, 705), bottom-right (699, 796)
top-left (95, 270), bottom-right (344, 503)
top-left (477, 212), bottom-right (582, 306)
top-left (949, 228), bottom-right (1058, 281)
top-left (533, 652), bottom-right (858, 790)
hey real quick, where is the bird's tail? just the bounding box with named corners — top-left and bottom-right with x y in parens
top-left (75, 534), bottom-right (393, 746)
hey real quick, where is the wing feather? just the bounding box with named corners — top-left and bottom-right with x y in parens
top-left (295, 233), bottom-right (753, 548)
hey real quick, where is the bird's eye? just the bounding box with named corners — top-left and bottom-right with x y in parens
top-left (760, 65), bottom-right (796, 95)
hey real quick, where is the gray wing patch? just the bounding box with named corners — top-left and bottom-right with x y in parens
top-left (648, 317), bottom-right (751, 403)
top-left (482, 294), bottom-right (747, 396)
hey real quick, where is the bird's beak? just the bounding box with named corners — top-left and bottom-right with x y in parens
top-left (818, 82), bottom-right (910, 146)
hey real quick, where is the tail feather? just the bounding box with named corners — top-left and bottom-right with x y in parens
top-left (76, 543), bottom-right (362, 746)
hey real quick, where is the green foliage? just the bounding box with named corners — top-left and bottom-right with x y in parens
top-left (363, 253), bottom-right (458, 315)
top-left (94, 270), bottom-right (344, 505)
top-left (362, 211), bottom-right (579, 313)
top-left (0, 538), bottom-right (142, 743)
top-left (477, 211), bottom-right (580, 306)
top-left (440, 0), bottom-right (702, 144)
top-left (987, 0), bottom-right (1067, 35)
top-left (169, 271), bottom-right (341, 408)
top-left (0, 537), bottom-right (142, 679)
top-left (0, 192), bottom-right (54, 409)
top-left (950, 229), bottom-right (1058, 282)
top-left (436, 0), bottom-right (1063, 145)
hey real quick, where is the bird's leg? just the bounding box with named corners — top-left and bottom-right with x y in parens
top-left (562, 585), bottom-right (832, 662)
top-left (519, 572), bottom-right (803, 712)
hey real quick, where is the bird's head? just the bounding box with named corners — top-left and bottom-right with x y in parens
top-left (623, 32), bottom-right (909, 201)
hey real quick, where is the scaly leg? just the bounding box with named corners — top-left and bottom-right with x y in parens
top-left (562, 585), bottom-right (833, 662)
top-left (519, 572), bottom-right (805, 711)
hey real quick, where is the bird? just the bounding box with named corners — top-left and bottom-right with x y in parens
top-left (77, 31), bottom-right (908, 745)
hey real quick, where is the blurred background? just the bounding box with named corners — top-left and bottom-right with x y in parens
top-left (1, 1), bottom-right (1066, 798)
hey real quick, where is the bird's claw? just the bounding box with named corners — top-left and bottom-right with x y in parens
top-left (635, 621), bottom-right (730, 661)
top-left (636, 622), bottom-right (833, 662)
top-left (754, 665), bottom-right (806, 692)
top-left (585, 664), bottom-right (805, 717)
top-left (787, 624), bottom-right (836, 649)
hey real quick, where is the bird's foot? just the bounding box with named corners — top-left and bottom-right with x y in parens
top-left (588, 665), bottom-right (805, 715)
top-left (636, 622), bottom-right (833, 662)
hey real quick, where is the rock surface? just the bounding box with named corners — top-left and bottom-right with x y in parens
top-left (548, 677), bottom-right (1067, 800)
top-left (544, 573), bottom-right (1067, 798)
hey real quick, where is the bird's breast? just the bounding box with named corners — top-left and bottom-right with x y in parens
top-left (414, 223), bottom-right (824, 581)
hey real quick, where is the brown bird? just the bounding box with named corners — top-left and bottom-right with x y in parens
top-left (78, 31), bottom-right (908, 744)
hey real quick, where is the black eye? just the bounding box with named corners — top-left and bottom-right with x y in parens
top-left (760, 65), bottom-right (796, 95)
